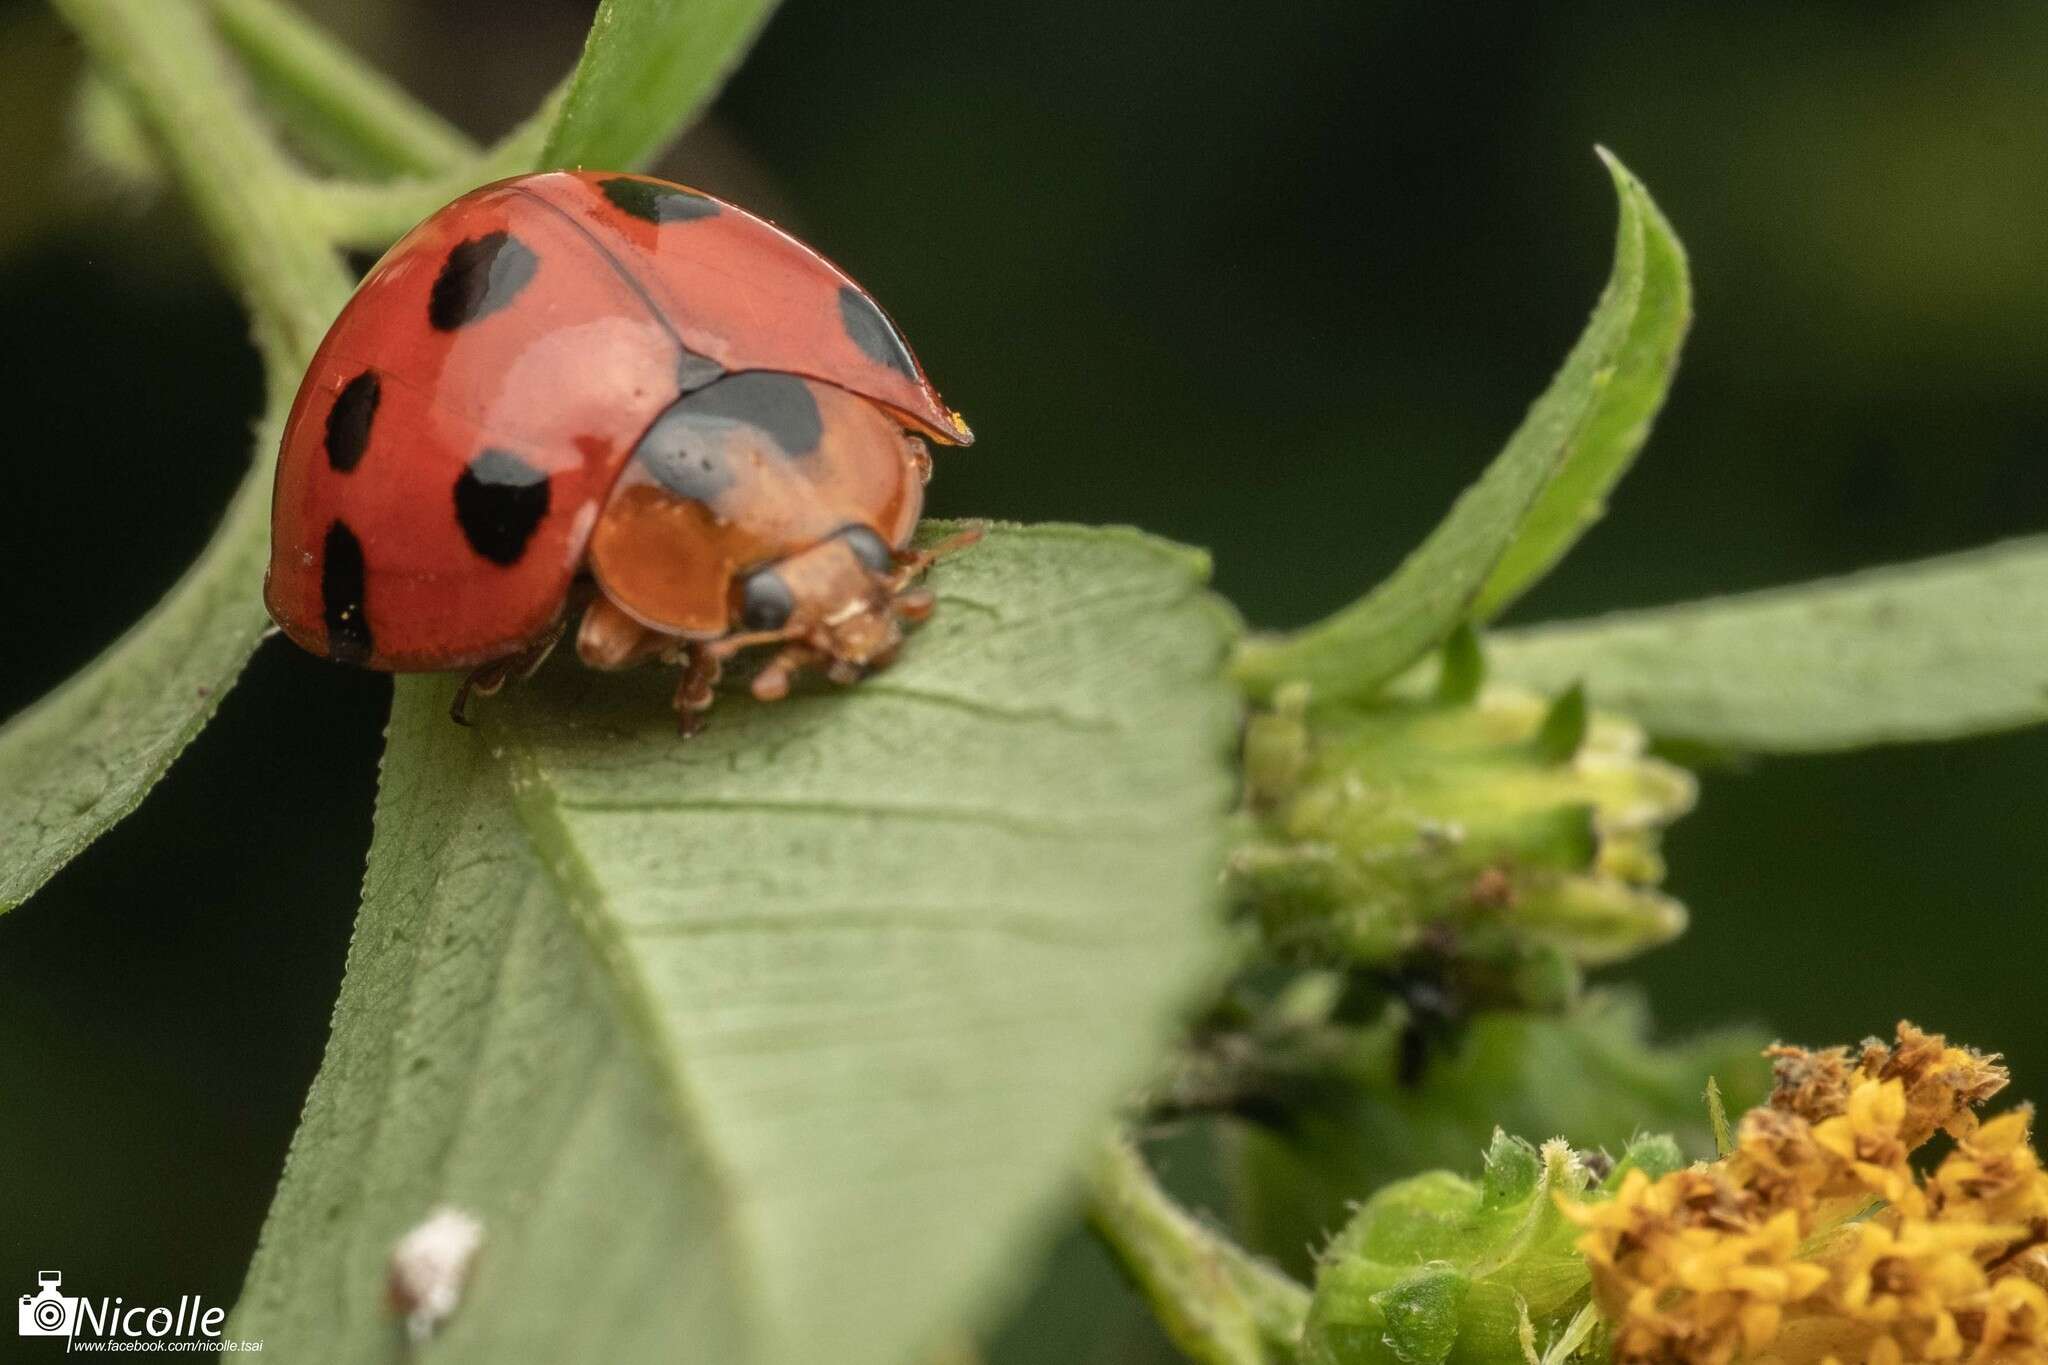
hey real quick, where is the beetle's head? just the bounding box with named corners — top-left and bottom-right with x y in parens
top-left (727, 524), bottom-right (937, 698)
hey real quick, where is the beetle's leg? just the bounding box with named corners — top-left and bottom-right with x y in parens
top-left (577, 594), bottom-right (667, 670)
top-left (892, 587), bottom-right (936, 623)
top-left (751, 643), bottom-right (827, 702)
top-left (671, 644), bottom-right (723, 737)
top-left (450, 613), bottom-right (573, 726)
top-left (450, 665), bottom-right (505, 726)
top-left (904, 434), bottom-right (933, 484)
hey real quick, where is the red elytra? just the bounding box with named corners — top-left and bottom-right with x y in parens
top-left (264, 170), bottom-right (974, 730)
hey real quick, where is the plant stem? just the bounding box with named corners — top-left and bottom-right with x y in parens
top-left (1086, 1133), bottom-right (1310, 1365)
top-left (209, 0), bottom-right (477, 178)
top-left (301, 82), bottom-right (566, 249)
top-left (51, 0), bottom-right (351, 374)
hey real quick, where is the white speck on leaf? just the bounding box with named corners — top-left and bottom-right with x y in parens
top-left (387, 1205), bottom-right (484, 1345)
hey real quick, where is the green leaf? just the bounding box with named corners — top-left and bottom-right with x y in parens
top-left (1470, 151), bottom-right (1692, 621)
top-left (0, 399), bottom-right (287, 915)
top-left (1231, 151), bottom-right (1684, 703)
top-left (233, 524), bottom-right (1241, 1365)
top-left (1530, 683), bottom-right (1589, 764)
top-left (1434, 626), bottom-right (1485, 706)
top-left (9, 0), bottom-right (355, 913)
top-left (541, 0), bottom-right (783, 172)
top-left (1486, 535), bottom-right (2048, 752)
top-left (1705, 1076), bottom-right (1734, 1157)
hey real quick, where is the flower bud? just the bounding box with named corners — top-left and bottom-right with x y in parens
top-left (1301, 1136), bottom-right (1601, 1365)
top-left (1233, 669), bottom-right (1694, 985)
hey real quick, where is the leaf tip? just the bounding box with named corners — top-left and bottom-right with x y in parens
top-left (1533, 682), bottom-right (1591, 763)
top-left (1592, 143), bottom-right (1639, 193)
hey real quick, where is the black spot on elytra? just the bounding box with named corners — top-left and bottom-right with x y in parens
top-left (429, 231), bottom-right (538, 331)
top-left (680, 372), bottom-right (823, 457)
top-left (321, 520), bottom-right (373, 663)
top-left (836, 524), bottom-right (895, 574)
top-left (324, 370), bottom-right (379, 472)
top-left (454, 449), bottom-right (551, 565)
top-left (600, 177), bottom-right (721, 225)
top-left (837, 285), bottom-right (917, 380)
top-left (740, 569), bottom-right (795, 632)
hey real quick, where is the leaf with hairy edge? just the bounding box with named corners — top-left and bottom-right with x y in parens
top-left (232, 523), bottom-right (1241, 1365)
top-left (0, 402), bottom-right (286, 912)
top-left (1471, 150), bottom-right (1692, 621)
top-left (1486, 536), bottom-right (2048, 752)
top-left (1231, 152), bottom-right (1680, 704)
top-left (10, 0), bottom-right (355, 913)
top-left (542, 0), bottom-right (783, 172)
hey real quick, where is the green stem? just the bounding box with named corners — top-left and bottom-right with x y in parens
top-left (52, 0), bottom-right (352, 373)
top-left (209, 0), bottom-right (476, 178)
top-left (300, 80), bottom-right (566, 249)
top-left (1086, 1134), bottom-right (1310, 1365)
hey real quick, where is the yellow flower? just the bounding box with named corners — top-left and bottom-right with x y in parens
top-left (1810, 1079), bottom-right (1923, 1213)
top-left (1964, 1275), bottom-right (2048, 1361)
top-left (1928, 1107), bottom-right (2048, 1228)
top-left (1565, 1024), bottom-right (2046, 1365)
top-left (1729, 1106), bottom-right (1849, 1221)
top-left (1566, 1169), bottom-right (1826, 1365)
top-left (1831, 1221), bottom-right (2008, 1350)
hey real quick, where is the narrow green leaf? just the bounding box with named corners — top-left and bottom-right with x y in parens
top-left (1705, 1076), bottom-right (1734, 1157)
top-left (0, 407), bottom-right (279, 911)
top-left (1434, 625), bottom-right (1485, 705)
top-left (1472, 151), bottom-right (1691, 621)
top-left (1530, 682), bottom-right (1589, 763)
top-left (233, 524), bottom-right (1241, 1365)
top-left (1231, 152), bottom-right (1675, 703)
top-left (11, 0), bottom-right (354, 912)
top-left (541, 0), bottom-right (782, 172)
top-left (1487, 536), bottom-right (2048, 752)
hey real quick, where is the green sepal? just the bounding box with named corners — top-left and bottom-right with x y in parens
top-left (1301, 1141), bottom-right (1594, 1365)
top-left (1606, 1132), bottom-right (1687, 1187)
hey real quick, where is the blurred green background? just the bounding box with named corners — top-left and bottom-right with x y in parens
top-left (0, 0), bottom-right (2042, 1354)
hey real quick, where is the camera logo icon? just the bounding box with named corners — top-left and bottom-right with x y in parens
top-left (18, 1272), bottom-right (78, 1337)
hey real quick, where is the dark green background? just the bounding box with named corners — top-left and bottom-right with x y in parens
top-left (0, 0), bottom-right (2042, 1352)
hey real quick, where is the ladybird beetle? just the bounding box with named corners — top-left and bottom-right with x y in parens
top-left (264, 170), bottom-right (974, 732)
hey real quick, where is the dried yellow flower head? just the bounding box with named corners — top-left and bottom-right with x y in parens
top-left (1564, 1023), bottom-right (2047, 1365)
top-left (1767, 1021), bottom-right (2008, 1148)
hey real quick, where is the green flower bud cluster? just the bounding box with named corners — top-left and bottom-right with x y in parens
top-left (1233, 639), bottom-right (1695, 991)
top-left (1302, 1130), bottom-right (1684, 1365)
